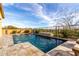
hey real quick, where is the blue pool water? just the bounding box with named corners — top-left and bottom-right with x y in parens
top-left (13, 34), bottom-right (66, 53)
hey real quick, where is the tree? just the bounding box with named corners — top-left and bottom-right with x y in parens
top-left (52, 8), bottom-right (79, 39)
top-left (55, 8), bottom-right (79, 30)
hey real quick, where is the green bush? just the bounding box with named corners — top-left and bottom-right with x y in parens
top-left (34, 30), bottom-right (39, 34)
top-left (60, 30), bottom-right (69, 38)
top-left (17, 30), bottom-right (21, 33)
top-left (75, 31), bottom-right (79, 38)
top-left (11, 31), bottom-right (16, 34)
top-left (23, 30), bottom-right (29, 33)
top-left (56, 29), bottom-right (79, 39)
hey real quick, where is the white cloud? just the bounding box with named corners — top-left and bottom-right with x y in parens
top-left (3, 3), bottom-right (14, 6)
top-left (31, 4), bottom-right (56, 26)
top-left (13, 3), bottom-right (55, 26)
top-left (3, 3), bottom-right (79, 28)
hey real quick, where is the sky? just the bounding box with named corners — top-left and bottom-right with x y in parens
top-left (2, 3), bottom-right (79, 28)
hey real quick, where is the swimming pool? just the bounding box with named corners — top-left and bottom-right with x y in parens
top-left (13, 34), bottom-right (66, 53)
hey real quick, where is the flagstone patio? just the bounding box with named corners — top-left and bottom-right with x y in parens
top-left (0, 42), bottom-right (45, 56)
top-left (47, 41), bottom-right (76, 56)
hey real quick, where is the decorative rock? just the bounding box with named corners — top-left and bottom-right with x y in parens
top-left (72, 44), bottom-right (79, 56)
top-left (76, 39), bottom-right (79, 44)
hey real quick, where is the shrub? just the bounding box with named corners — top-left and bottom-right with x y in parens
top-left (60, 29), bottom-right (69, 38)
top-left (11, 31), bottom-right (16, 34)
top-left (23, 30), bottom-right (29, 33)
top-left (34, 30), bottom-right (39, 34)
top-left (75, 31), bottom-right (79, 38)
top-left (17, 30), bottom-right (21, 33)
top-left (59, 29), bottom-right (79, 39)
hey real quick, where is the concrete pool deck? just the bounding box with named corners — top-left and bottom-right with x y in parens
top-left (0, 35), bottom-right (78, 56)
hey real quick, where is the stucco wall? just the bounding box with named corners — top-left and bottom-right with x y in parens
top-left (2, 28), bottom-right (32, 35)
